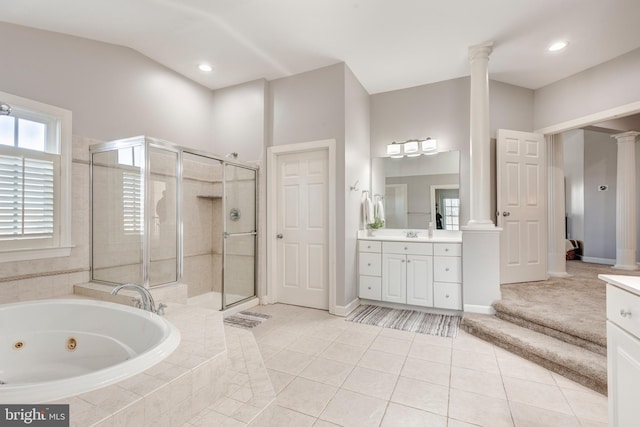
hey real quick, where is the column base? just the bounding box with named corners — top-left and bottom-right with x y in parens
top-left (612, 264), bottom-right (639, 271)
top-left (462, 221), bottom-right (496, 230)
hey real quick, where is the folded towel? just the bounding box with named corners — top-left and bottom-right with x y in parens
top-left (363, 196), bottom-right (375, 225)
top-left (375, 200), bottom-right (385, 223)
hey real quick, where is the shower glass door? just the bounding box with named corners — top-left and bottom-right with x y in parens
top-left (223, 163), bottom-right (257, 308)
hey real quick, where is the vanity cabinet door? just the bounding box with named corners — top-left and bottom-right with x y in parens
top-left (607, 321), bottom-right (640, 427)
top-left (406, 255), bottom-right (433, 307)
top-left (382, 253), bottom-right (407, 304)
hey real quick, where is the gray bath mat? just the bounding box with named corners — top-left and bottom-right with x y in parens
top-left (224, 311), bottom-right (271, 329)
top-left (346, 304), bottom-right (461, 338)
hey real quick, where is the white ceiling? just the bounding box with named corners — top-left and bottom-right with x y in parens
top-left (2, 0), bottom-right (640, 94)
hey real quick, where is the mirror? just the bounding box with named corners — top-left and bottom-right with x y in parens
top-left (371, 151), bottom-right (460, 230)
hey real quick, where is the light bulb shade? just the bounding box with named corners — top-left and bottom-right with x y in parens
top-left (387, 143), bottom-right (402, 157)
top-left (421, 138), bottom-right (437, 155)
top-left (404, 140), bottom-right (419, 156)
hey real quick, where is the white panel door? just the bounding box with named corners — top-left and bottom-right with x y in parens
top-left (406, 254), bottom-right (433, 307)
top-left (382, 253), bottom-right (407, 303)
top-left (275, 149), bottom-right (329, 309)
top-left (497, 129), bottom-right (547, 284)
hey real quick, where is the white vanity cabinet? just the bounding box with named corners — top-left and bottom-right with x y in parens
top-left (601, 275), bottom-right (640, 427)
top-left (358, 236), bottom-right (461, 310)
top-left (433, 243), bottom-right (462, 310)
top-left (382, 242), bottom-right (433, 306)
top-left (358, 241), bottom-right (382, 300)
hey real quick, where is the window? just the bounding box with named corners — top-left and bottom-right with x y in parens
top-left (0, 91), bottom-right (72, 261)
top-left (118, 146), bottom-right (144, 235)
top-left (443, 197), bottom-right (460, 231)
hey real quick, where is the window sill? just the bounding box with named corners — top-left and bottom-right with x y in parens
top-left (0, 246), bottom-right (74, 263)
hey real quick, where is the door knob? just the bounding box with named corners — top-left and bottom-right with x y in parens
top-left (276, 233), bottom-right (283, 239)
top-left (502, 211), bottom-right (511, 217)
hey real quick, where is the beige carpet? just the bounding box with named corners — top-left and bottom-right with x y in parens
top-left (494, 261), bottom-right (640, 353)
top-left (462, 261), bottom-right (640, 395)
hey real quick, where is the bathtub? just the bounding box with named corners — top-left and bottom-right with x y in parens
top-left (0, 299), bottom-right (181, 404)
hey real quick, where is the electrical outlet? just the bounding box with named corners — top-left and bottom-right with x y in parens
top-left (598, 185), bottom-right (608, 191)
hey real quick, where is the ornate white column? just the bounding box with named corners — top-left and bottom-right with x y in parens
top-left (612, 131), bottom-right (639, 270)
top-left (547, 134), bottom-right (569, 276)
top-left (467, 41), bottom-right (494, 228)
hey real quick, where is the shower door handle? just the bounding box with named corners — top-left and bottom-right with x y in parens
top-left (276, 234), bottom-right (283, 239)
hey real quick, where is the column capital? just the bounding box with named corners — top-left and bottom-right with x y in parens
top-left (468, 41), bottom-right (494, 62)
top-left (612, 131), bottom-right (640, 142)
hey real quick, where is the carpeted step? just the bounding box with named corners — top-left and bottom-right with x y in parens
top-left (461, 313), bottom-right (607, 395)
top-left (492, 302), bottom-right (606, 356)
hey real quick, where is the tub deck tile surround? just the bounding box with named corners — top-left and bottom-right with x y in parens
top-left (47, 304), bottom-right (228, 427)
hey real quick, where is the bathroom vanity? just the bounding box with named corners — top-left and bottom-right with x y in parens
top-left (600, 274), bottom-right (640, 427)
top-left (358, 230), bottom-right (462, 311)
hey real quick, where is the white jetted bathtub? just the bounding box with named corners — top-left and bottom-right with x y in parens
top-left (0, 299), bottom-right (181, 403)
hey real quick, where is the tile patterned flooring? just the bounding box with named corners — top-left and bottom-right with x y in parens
top-left (185, 304), bottom-right (608, 427)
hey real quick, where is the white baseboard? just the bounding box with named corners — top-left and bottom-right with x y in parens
top-left (463, 304), bottom-right (495, 314)
top-left (333, 298), bottom-right (360, 317)
top-left (582, 257), bottom-right (615, 265)
top-left (548, 271), bottom-right (571, 278)
top-left (360, 299), bottom-right (461, 315)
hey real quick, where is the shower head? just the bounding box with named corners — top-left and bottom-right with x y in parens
top-left (0, 102), bottom-right (11, 116)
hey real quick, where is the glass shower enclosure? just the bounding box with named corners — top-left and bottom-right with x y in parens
top-left (90, 136), bottom-right (257, 310)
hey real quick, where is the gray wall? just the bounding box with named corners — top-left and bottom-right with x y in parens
top-left (583, 130), bottom-right (617, 262)
top-left (344, 66), bottom-right (371, 305)
top-left (534, 47), bottom-right (640, 130)
top-left (210, 79), bottom-right (267, 160)
top-left (562, 130), bottom-right (585, 242)
top-left (0, 23), bottom-right (214, 150)
top-left (371, 77), bottom-right (534, 226)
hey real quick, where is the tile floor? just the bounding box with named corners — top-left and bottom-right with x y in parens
top-left (186, 303), bottom-right (608, 427)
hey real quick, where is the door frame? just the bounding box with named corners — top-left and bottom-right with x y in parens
top-left (536, 101), bottom-right (640, 273)
top-left (266, 139), bottom-right (337, 314)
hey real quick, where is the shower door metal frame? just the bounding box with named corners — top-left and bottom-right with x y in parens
top-left (221, 162), bottom-right (258, 310)
top-left (90, 136), bottom-right (182, 289)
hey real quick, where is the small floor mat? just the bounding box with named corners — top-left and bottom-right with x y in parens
top-left (346, 304), bottom-right (461, 338)
top-left (224, 311), bottom-right (271, 329)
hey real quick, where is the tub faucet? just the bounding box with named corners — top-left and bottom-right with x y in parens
top-left (111, 284), bottom-right (165, 315)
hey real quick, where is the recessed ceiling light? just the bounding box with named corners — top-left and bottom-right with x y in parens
top-left (198, 63), bottom-right (213, 72)
top-left (548, 41), bottom-right (568, 52)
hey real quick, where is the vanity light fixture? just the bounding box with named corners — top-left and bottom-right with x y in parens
top-left (387, 142), bottom-right (403, 158)
top-left (421, 137), bottom-right (438, 155)
top-left (387, 138), bottom-right (438, 158)
top-left (404, 140), bottom-right (420, 157)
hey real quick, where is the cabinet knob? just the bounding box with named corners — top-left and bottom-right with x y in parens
top-left (445, 294), bottom-right (450, 298)
top-left (404, 247), bottom-right (408, 251)
top-left (367, 263), bottom-right (371, 266)
top-left (367, 245), bottom-right (371, 249)
top-left (445, 268), bottom-right (450, 272)
top-left (407, 259), bottom-right (411, 263)
top-left (368, 286), bottom-right (372, 290)
top-left (620, 309), bottom-right (633, 318)
top-left (401, 259), bottom-right (405, 263)
top-left (445, 248), bottom-right (449, 252)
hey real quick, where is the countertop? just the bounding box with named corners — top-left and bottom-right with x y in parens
top-left (357, 229), bottom-right (462, 243)
top-left (600, 274), bottom-right (640, 297)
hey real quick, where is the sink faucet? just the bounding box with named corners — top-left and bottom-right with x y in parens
top-left (406, 231), bottom-right (419, 238)
top-left (111, 284), bottom-right (167, 315)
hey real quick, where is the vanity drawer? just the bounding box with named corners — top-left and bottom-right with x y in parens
top-left (359, 275), bottom-right (382, 300)
top-left (607, 284), bottom-right (640, 337)
top-left (434, 256), bottom-right (461, 283)
top-left (359, 240), bottom-right (381, 253)
top-left (359, 252), bottom-right (381, 276)
top-left (434, 282), bottom-right (462, 310)
top-left (383, 241), bottom-right (433, 256)
top-left (434, 243), bottom-right (461, 257)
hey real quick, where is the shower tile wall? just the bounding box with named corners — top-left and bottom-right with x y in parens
top-left (0, 135), bottom-right (95, 303)
top-left (182, 156), bottom-right (223, 298)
